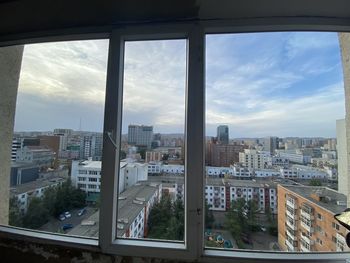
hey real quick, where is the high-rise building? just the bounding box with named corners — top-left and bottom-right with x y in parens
top-left (217, 125), bottom-right (229, 145)
top-left (128, 125), bottom-right (153, 149)
top-left (211, 144), bottom-right (245, 167)
top-left (264, 136), bottom-right (279, 154)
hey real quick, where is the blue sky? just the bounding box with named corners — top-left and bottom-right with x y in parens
top-left (14, 32), bottom-right (345, 138)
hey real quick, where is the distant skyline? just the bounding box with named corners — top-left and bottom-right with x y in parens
top-left (14, 32), bottom-right (345, 137)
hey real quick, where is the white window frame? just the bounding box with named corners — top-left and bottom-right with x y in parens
top-left (99, 24), bottom-right (204, 260)
top-left (0, 20), bottom-right (350, 263)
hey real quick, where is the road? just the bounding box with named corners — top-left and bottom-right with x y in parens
top-left (39, 207), bottom-right (97, 234)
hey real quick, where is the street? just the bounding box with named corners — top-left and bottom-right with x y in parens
top-left (39, 207), bottom-right (97, 235)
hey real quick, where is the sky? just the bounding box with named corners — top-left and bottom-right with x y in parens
top-left (14, 32), bottom-right (345, 138)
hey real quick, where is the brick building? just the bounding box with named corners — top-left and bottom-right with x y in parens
top-left (278, 185), bottom-right (349, 252)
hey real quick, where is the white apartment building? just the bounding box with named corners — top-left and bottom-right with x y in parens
top-left (117, 183), bottom-right (162, 238)
top-left (161, 164), bottom-right (184, 174)
top-left (276, 150), bottom-right (311, 164)
top-left (206, 166), bottom-right (233, 177)
top-left (10, 177), bottom-right (66, 213)
top-left (280, 165), bottom-right (329, 179)
top-left (266, 156), bottom-right (289, 167)
top-left (147, 162), bottom-right (162, 174)
top-left (71, 159), bottom-right (148, 195)
top-left (231, 165), bottom-right (253, 177)
top-left (239, 149), bottom-right (268, 169)
top-left (204, 181), bottom-right (226, 211)
top-left (204, 178), bottom-right (278, 213)
top-left (254, 169), bottom-right (280, 178)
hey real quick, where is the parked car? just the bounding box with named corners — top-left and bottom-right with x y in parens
top-left (78, 208), bottom-right (86, 217)
top-left (58, 214), bottom-right (66, 221)
top-left (61, 224), bottom-right (73, 231)
top-left (64, 211), bottom-right (71, 218)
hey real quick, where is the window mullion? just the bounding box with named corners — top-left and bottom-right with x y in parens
top-left (99, 29), bottom-right (124, 251)
top-left (186, 25), bottom-right (205, 259)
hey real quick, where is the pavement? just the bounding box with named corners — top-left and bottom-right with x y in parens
top-left (39, 207), bottom-right (97, 235)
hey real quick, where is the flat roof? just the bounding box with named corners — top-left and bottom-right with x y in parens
top-left (68, 183), bottom-right (160, 238)
top-left (281, 185), bottom-right (347, 215)
top-left (117, 183), bottom-right (160, 236)
top-left (10, 177), bottom-right (66, 195)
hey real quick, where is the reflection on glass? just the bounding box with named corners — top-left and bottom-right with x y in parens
top-left (204, 32), bottom-right (346, 252)
top-left (116, 39), bottom-right (186, 241)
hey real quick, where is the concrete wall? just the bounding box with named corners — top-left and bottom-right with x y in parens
top-left (339, 33), bottom-right (350, 207)
top-left (0, 45), bottom-right (23, 225)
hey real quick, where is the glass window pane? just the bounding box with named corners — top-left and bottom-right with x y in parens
top-left (7, 39), bottom-right (108, 238)
top-left (204, 32), bottom-right (346, 252)
top-left (116, 39), bottom-right (186, 241)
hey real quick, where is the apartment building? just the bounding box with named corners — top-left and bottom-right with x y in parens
top-left (10, 177), bottom-right (66, 213)
top-left (278, 185), bottom-right (349, 252)
top-left (128, 125), bottom-right (153, 149)
top-left (71, 159), bottom-right (148, 195)
top-left (239, 149), bottom-right (267, 169)
top-left (69, 183), bottom-right (162, 239)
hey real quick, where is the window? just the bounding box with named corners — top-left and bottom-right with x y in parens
top-left (1, 23), bottom-right (350, 263)
top-left (115, 38), bottom-right (187, 242)
top-left (5, 39), bottom-right (108, 238)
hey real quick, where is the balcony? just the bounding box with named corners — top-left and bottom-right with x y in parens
top-left (285, 239), bottom-right (297, 251)
top-left (286, 198), bottom-right (296, 209)
top-left (300, 221), bottom-right (313, 233)
top-left (286, 220), bottom-right (297, 230)
top-left (286, 209), bottom-right (297, 219)
top-left (300, 242), bottom-right (310, 252)
top-left (286, 229), bottom-right (297, 241)
top-left (300, 207), bottom-right (314, 221)
top-left (300, 233), bottom-right (314, 245)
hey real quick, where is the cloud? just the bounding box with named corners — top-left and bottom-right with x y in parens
top-left (14, 32), bottom-right (345, 138)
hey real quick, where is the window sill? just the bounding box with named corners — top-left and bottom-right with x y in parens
top-left (0, 225), bottom-right (99, 252)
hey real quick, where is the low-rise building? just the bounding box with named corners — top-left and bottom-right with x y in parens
top-left (71, 159), bottom-right (148, 197)
top-left (69, 183), bottom-right (162, 238)
top-left (10, 177), bottom-right (66, 213)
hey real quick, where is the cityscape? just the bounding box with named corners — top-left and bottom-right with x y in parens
top-left (8, 122), bottom-right (348, 252)
top-left (6, 32), bottom-right (349, 253)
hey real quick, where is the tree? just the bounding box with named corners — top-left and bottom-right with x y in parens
top-left (9, 197), bottom-right (23, 227)
top-left (205, 201), bottom-right (215, 229)
top-left (120, 150), bottom-right (127, 160)
top-left (23, 197), bottom-right (49, 229)
top-left (309, 179), bottom-right (322, 186)
top-left (147, 196), bottom-right (184, 240)
top-left (225, 198), bottom-right (246, 243)
top-left (246, 199), bottom-right (259, 231)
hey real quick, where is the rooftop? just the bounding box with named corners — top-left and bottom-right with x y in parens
top-left (281, 185), bottom-right (347, 215)
top-left (68, 183), bottom-right (161, 238)
top-left (10, 177), bottom-right (66, 195)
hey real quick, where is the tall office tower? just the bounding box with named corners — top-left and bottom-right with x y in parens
top-left (337, 119), bottom-right (348, 201)
top-left (128, 125), bottom-right (153, 149)
top-left (264, 136), bottom-right (279, 154)
top-left (217, 125), bottom-right (229, 145)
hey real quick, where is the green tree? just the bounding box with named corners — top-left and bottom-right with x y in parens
top-left (23, 197), bottom-right (49, 229)
top-left (9, 197), bottom-right (23, 227)
top-left (225, 198), bottom-right (246, 244)
top-left (246, 199), bottom-right (259, 231)
top-left (147, 196), bottom-right (184, 240)
top-left (205, 201), bottom-right (215, 229)
top-left (309, 179), bottom-right (322, 186)
top-left (120, 150), bottom-right (127, 160)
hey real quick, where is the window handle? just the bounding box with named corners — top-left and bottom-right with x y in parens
top-left (106, 131), bottom-right (118, 149)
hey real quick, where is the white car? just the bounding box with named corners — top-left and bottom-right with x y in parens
top-left (64, 211), bottom-right (71, 218)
